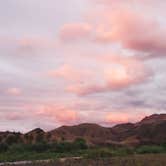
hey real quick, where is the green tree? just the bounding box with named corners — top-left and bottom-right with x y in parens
top-left (74, 138), bottom-right (88, 150)
top-left (0, 143), bottom-right (8, 153)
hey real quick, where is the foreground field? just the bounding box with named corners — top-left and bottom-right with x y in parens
top-left (1, 154), bottom-right (166, 166)
top-left (1, 140), bottom-right (166, 165)
top-left (1, 143), bottom-right (166, 165)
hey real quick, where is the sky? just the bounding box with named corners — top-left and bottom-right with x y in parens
top-left (1, 0), bottom-right (166, 132)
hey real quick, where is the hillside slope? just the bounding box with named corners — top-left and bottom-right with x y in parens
top-left (0, 114), bottom-right (166, 146)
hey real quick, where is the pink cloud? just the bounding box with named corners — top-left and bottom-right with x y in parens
top-left (66, 55), bottom-right (152, 95)
top-left (95, 9), bottom-right (166, 56)
top-left (0, 105), bottom-right (78, 126)
top-left (6, 88), bottom-right (22, 96)
top-left (67, 84), bottom-right (104, 96)
top-left (0, 103), bottom-right (155, 130)
top-left (93, 0), bottom-right (132, 6)
top-left (59, 23), bottom-right (92, 42)
top-left (48, 64), bottom-right (93, 83)
top-left (103, 55), bottom-right (152, 89)
top-left (0, 109), bottom-right (31, 121)
top-left (47, 57), bottom-right (152, 96)
top-left (18, 37), bottom-right (56, 50)
top-left (105, 112), bottom-right (139, 124)
top-left (105, 108), bottom-right (150, 124)
top-left (59, 6), bottom-right (166, 58)
top-left (36, 105), bottom-right (78, 124)
top-left (35, 105), bottom-right (149, 126)
top-left (93, 0), bottom-right (164, 7)
top-left (105, 113), bottom-right (130, 124)
top-left (4, 113), bottom-right (23, 121)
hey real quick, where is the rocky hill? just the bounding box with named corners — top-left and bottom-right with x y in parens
top-left (0, 114), bottom-right (166, 147)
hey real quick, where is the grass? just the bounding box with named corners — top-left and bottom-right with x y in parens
top-left (0, 144), bottom-right (135, 162)
top-left (0, 142), bottom-right (166, 163)
top-left (0, 149), bottom-right (87, 162)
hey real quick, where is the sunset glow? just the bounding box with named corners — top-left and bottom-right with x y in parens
top-left (0, 0), bottom-right (165, 132)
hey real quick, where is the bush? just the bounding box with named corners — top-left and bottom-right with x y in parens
top-left (4, 140), bottom-right (87, 154)
top-left (28, 143), bottom-right (51, 153)
top-left (9, 144), bottom-right (26, 153)
top-left (51, 138), bottom-right (87, 153)
top-left (0, 143), bottom-right (8, 153)
top-left (112, 147), bottom-right (134, 156)
top-left (161, 143), bottom-right (166, 149)
top-left (73, 138), bottom-right (88, 150)
top-left (136, 145), bottom-right (165, 154)
top-left (55, 142), bottom-right (73, 153)
top-left (84, 148), bottom-right (113, 159)
top-left (9, 143), bottom-right (52, 153)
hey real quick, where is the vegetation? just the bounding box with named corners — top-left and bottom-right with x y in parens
top-left (0, 138), bottom-right (166, 163)
top-left (136, 145), bottom-right (166, 154)
top-left (1, 154), bottom-right (166, 166)
top-left (0, 138), bottom-right (88, 162)
top-left (0, 143), bottom-right (8, 153)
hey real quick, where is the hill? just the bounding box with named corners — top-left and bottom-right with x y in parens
top-left (0, 114), bottom-right (166, 146)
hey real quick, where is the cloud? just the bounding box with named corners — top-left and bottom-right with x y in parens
top-left (59, 23), bottom-right (92, 42)
top-left (0, 102), bottom-right (157, 131)
top-left (67, 84), bottom-right (104, 96)
top-left (4, 112), bottom-right (24, 121)
top-left (0, 104), bottom-right (78, 127)
top-left (59, 6), bottom-right (166, 58)
top-left (36, 105), bottom-right (78, 124)
top-left (92, 0), bottom-right (132, 6)
top-left (6, 88), bottom-right (22, 96)
top-left (1, 0), bottom-right (165, 132)
top-left (93, 0), bottom-right (165, 7)
top-left (94, 9), bottom-right (166, 57)
top-left (0, 37), bottom-right (56, 55)
top-left (105, 112), bottom-right (132, 124)
top-left (35, 105), bottom-right (150, 126)
top-left (66, 55), bottom-right (152, 95)
top-left (47, 64), bottom-right (93, 83)
top-left (105, 111), bottom-right (148, 124)
top-left (17, 37), bottom-right (57, 52)
top-left (103, 55), bottom-right (152, 88)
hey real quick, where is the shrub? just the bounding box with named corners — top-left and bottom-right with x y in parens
top-left (136, 145), bottom-right (165, 154)
top-left (0, 143), bottom-right (8, 153)
top-left (112, 147), bottom-right (134, 156)
top-left (9, 144), bottom-right (24, 153)
top-left (28, 143), bottom-right (51, 152)
top-left (52, 138), bottom-right (87, 153)
top-left (84, 148), bottom-right (113, 159)
top-left (161, 142), bottom-right (166, 149)
top-left (55, 142), bottom-right (73, 153)
top-left (8, 143), bottom-right (52, 153)
top-left (73, 138), bottom-right (88, 150)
